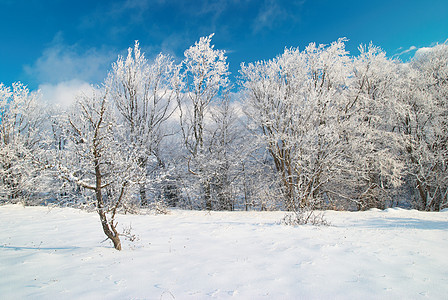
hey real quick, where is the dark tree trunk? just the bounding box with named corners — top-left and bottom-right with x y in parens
top-left (98, 209), bottom-right (122, 251)
top-left (94, 158), bottom-right (121, 251)
top-left (204, 182), bottom-right (212, 210)
top-left (140, 184), bottom-right (147, 206)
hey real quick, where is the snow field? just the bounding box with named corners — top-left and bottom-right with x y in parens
top-left (1, 205), bottom-right (447, 299)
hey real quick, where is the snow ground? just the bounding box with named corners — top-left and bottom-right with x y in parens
top-left (1, 205), bottom-right (447, 299)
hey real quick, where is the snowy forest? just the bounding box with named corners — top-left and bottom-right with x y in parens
top-left (1, 35), bottom-right (447, 221)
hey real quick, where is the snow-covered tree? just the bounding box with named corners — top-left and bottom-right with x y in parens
top-left (341, 44), bottom-right (404, 210)
top-left (241, 39), bottom-right (352, 211)
top-left (397, 43), bottom-right (448, 211)
top-left (179, 34), bottom-right (229, 157)
top-left (0, 82), bottom-right (48, 203)
top-left (201, 98), bottom-right (251, 210)
top-left (177, 34), bottom-right (231, 209)
top-left (241, 39), bottom-right (409, 212)
top-left (54, 87), bottom-right (142, 250)
top-left (106, 41), bottom-right (180, 206)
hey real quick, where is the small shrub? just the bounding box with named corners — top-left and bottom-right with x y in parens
top-left (149, 200), bottom-right (170, 215)
top-left (281, 209), bottom-right (329, 226)
top-left (122, 224), bottom-right (140, 243)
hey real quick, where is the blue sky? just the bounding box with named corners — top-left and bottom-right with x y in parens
top-left (1, 0), bottom-right (447, 98)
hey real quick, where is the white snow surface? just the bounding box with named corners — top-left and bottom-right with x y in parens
top-left (1, 205), bottom-right (447, 299)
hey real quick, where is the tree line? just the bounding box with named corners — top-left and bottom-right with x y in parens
top-left (1, 35), bottom-right (447, 248)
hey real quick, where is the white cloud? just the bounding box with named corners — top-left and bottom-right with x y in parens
top-left (24, 34), bottom-right (118, 108)
top-left (252, 0), bottom-right (285, 33)
top-left (397, 40), bottom-right (448, 60)
top-left (24, 35), bottom-right (115, 86)
top-left (39, 79), bottom-right (93, 108)
top-left (395, 45), bottom-right (417, 57)
top-left (405, 45), bottom-right (417, 52)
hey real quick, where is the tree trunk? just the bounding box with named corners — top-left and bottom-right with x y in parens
top-left (140, 184), bottom-right (147, 206)
top-left (138, 157), bottom-right (148, 206)
top-left (204, 182), bottom-right (212, 210)
top-left (98, 209), bottom-right (122, 251)
top-left (94, 158), bottom-right (121, 250)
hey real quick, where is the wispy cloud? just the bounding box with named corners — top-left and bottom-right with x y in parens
top-left (24, 34), bottom-right (115, 85)
top-left (395, 45), bottom-right (417, 57)
top-left (395, 39), bottom-right (448, 60)
top-left (253, 0), bottom-right (285, 32)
